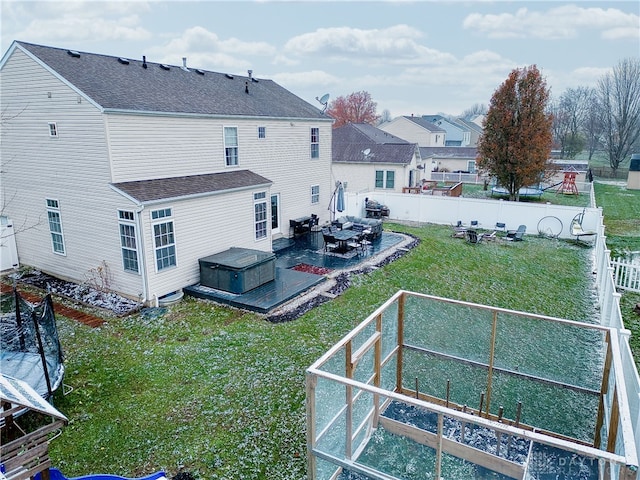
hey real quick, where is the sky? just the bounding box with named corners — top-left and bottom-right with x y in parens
top-left (1, 1), bottom-right (638, 117)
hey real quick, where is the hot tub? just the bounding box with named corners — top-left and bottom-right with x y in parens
top-left (199, 247), bottom-right (276, 294)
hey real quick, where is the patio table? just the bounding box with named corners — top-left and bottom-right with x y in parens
top-left (331, 230), bottom-right (359, 253)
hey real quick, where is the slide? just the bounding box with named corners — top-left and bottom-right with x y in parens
top-left (35, 469), bottom-right (166, 480)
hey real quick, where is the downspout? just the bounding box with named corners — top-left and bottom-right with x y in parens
top-left (135, 205), bottom-right (149, 305)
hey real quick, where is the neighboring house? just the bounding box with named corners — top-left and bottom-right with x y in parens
top-left (422, 115), bottom-right (469, 146)
top-left (420, 147), bottom-right (479, 173)
top-left (454, 118), bottom-right (484, 147)
top-left (379, 116), bottom-right (446, 147)
top-left (0, 41), bottom-right (333, 303)
top-left (332, 123), bottom-right (425, 194)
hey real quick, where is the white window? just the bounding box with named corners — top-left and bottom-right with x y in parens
top-left (254, 192), bottom-right (268, 240)
top-left (467, 160), bottom-right (476, 173)
top-left (152, 208), bottom-right (176, 270)
top-left (46, 199), bottom-right (65, 255)
top-left (375, 170), bottom-right (395, 189)
top-left (224, 126), bottom-right (238, 166)
top-left (118, 210), bottom-right (139, 273)
top-left (311, 185), bottom-right (320, 204)
top-left (258, 126), bottom-right (266, 139)
top-left (310, 127), bottom-right (319, 159)
top-left (48, 122), bottom-right (58, 137)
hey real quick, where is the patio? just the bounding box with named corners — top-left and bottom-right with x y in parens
top-left (183, 231), bottom-right (406, 314)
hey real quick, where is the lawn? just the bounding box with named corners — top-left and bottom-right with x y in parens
top-left (46, 224), bottom-right (613, 479)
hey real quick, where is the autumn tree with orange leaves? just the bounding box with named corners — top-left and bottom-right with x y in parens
top-left (477, 65), bottom-right (553, 201)
top-left (326, 91), bottom-right (380, 128)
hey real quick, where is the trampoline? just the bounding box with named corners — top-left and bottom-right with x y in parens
top-left (0, 290), bottom-right (64, 400)
top-left (491, 186), bottom-right (543, 198)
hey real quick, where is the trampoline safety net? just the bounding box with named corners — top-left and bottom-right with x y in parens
top-left (1, 289), bottom-right (64, 399)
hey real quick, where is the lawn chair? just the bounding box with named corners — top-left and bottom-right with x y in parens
top-left (321, 229), bottom-right (338, 252)
top-left (506, 225), bottom-right (526, 241)
top-left (482, 230), bottom-right (497, 242)
top-left (452, 221), bottom-right (466, 238)
top-left (495, 222), bottom-right (507, 234)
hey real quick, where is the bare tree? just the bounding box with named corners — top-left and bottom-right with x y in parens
top-left (377, 109), bottom-right (392, 125)
top-left (597, 57), bottom-right (640, 171)
top-left (461, 103), bottom-right (487, 120)
top-left (551, 87), bottom-right (590, 158)
top-left (583, 93), bottom-right (605, 161)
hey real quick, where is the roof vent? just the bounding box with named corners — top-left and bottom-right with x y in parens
top-left (142, 55), bottom-right (147, 69)
top-left (160, 64), bottom-right (170, 71)
top-left (225, 73), bottom-right (234, 79)
top-left (251, 77), bottom-right (259, 83)
top-left (195, 69), bottom-right (205, 75)
top-left (180, 57), bottom-right (189, 72)
top-left (118, 57), bottom-right (130, 65)
top-left (67, 50), bottom-right (81, 58)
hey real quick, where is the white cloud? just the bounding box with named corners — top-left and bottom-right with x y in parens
top-left (284, 25), bottom-right (455, 65)
top-left (271, 70), bottom-right (341, 89)
top-left (147, 26), bottom-right (277, 71)
top-left (463, 5), bottom-right (640, 40)
top-left (6, 1), bottom-right (152, 44)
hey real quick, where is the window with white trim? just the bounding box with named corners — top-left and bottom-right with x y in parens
top-left (224, 126), bottom-right (238, 166)
top-left (152, 208), bottom-right (176, 270)
top-left (310, 127), bottom-right (319, 159)
top-left (375, 170), bottom-right (395, 189)
top-left (311, 185), bottom-right (320, 204)
top-left (48, 122), bottom-right (58, 137)
top-left (467, 160), bottom-right (476, 173)
top-left (258, 126), bottom-right (266, 139)
top-left (254, 192), bottom-right (268, 240)
top-left (46, 199), bottom-right (65, 254)
top-left (118, 210), bottom-right (139, 273)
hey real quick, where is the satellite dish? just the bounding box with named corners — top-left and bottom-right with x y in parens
top-left (363, 148), bottom-right (371, 156)
top-left (316, 93), bottom-right (330, 113)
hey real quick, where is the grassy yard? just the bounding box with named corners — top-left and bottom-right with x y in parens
top-left (44, 225), bottom-right (615, 479)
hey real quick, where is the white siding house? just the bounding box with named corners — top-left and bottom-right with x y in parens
top-left (379, 116), bottom-right (446, 147)
top-left (0, 41), bottom-right (333, 304)
top-left (331, 124), bottom-right (425, 195)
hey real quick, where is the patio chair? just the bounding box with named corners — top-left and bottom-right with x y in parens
top-left (506, 225), bottom-right (526, 241)
top-left (570, 213), bottom-right (596, 243)
top-left (452, 221), bottom-right (466, 238)
top-left (482, 230), bottom-right (497, 242)
top-left (495, 222), bottom-right (507, 234)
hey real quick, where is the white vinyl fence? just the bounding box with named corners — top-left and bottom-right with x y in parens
top-left (611, 256), bottom-right (640, 293)
top-left (344, 190), bottom-right (599, 240)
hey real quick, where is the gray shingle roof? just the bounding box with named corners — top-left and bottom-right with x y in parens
top-left (419, 146), bottom-right (478, 159)
top-left (111, 170), bottom-right (272, 204)
top-left (333, 123), bottom-right (417, 165)
top-left (15, 41), bottom-right (328, 120)
top-left (403, 116), bottom-right (446, 133)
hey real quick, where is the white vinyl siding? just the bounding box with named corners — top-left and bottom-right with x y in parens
top-left (254, 192), bottom-right (268, 240)
top-left (224, 126), bottom-right (238, 166)
top-left (46, 199), bottom-right (65, 255)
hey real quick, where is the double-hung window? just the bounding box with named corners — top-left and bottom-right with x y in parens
top-left (254, 192), bottom-right (268, 240)
top-left (310, 127), bottom-right (319, 159)
top-left (375, 170), bottom-right (395, 189)
top-left (152, 208), bottom-right (176, 270)
top-left (118, 210), bottom-right (139, 273)
top-left (46, 199), bottom-right (65, 255)
top-left (48, 122), bottom-right (58, 137)
top-left (311, 185), bottom-right (320, 204)
top-left (224, 126), bottom-right (239, 166)
top-left (258, 126), bottom-right (266, 139)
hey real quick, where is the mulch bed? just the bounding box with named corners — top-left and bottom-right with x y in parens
top-left (1, 283), bottom-right (105, 328)
top-left (290, 263), bottom-right (333, 275)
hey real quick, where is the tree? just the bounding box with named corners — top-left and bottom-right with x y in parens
top-left (326, 91), bottom-right (380, 128)
top-left (477, 65), bottom-right (553, 201)
top-left (461, 103), bottom-right (487, 120)
top-left (597, 57), bottom-right (640, 172)
top-left (378, 109), bottom-right (392, 125)
top-left (550, 87), bottom-right (590, 158)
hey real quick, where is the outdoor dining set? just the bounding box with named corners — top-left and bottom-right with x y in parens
top-left (321, 224), bottom-right (372, 255)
